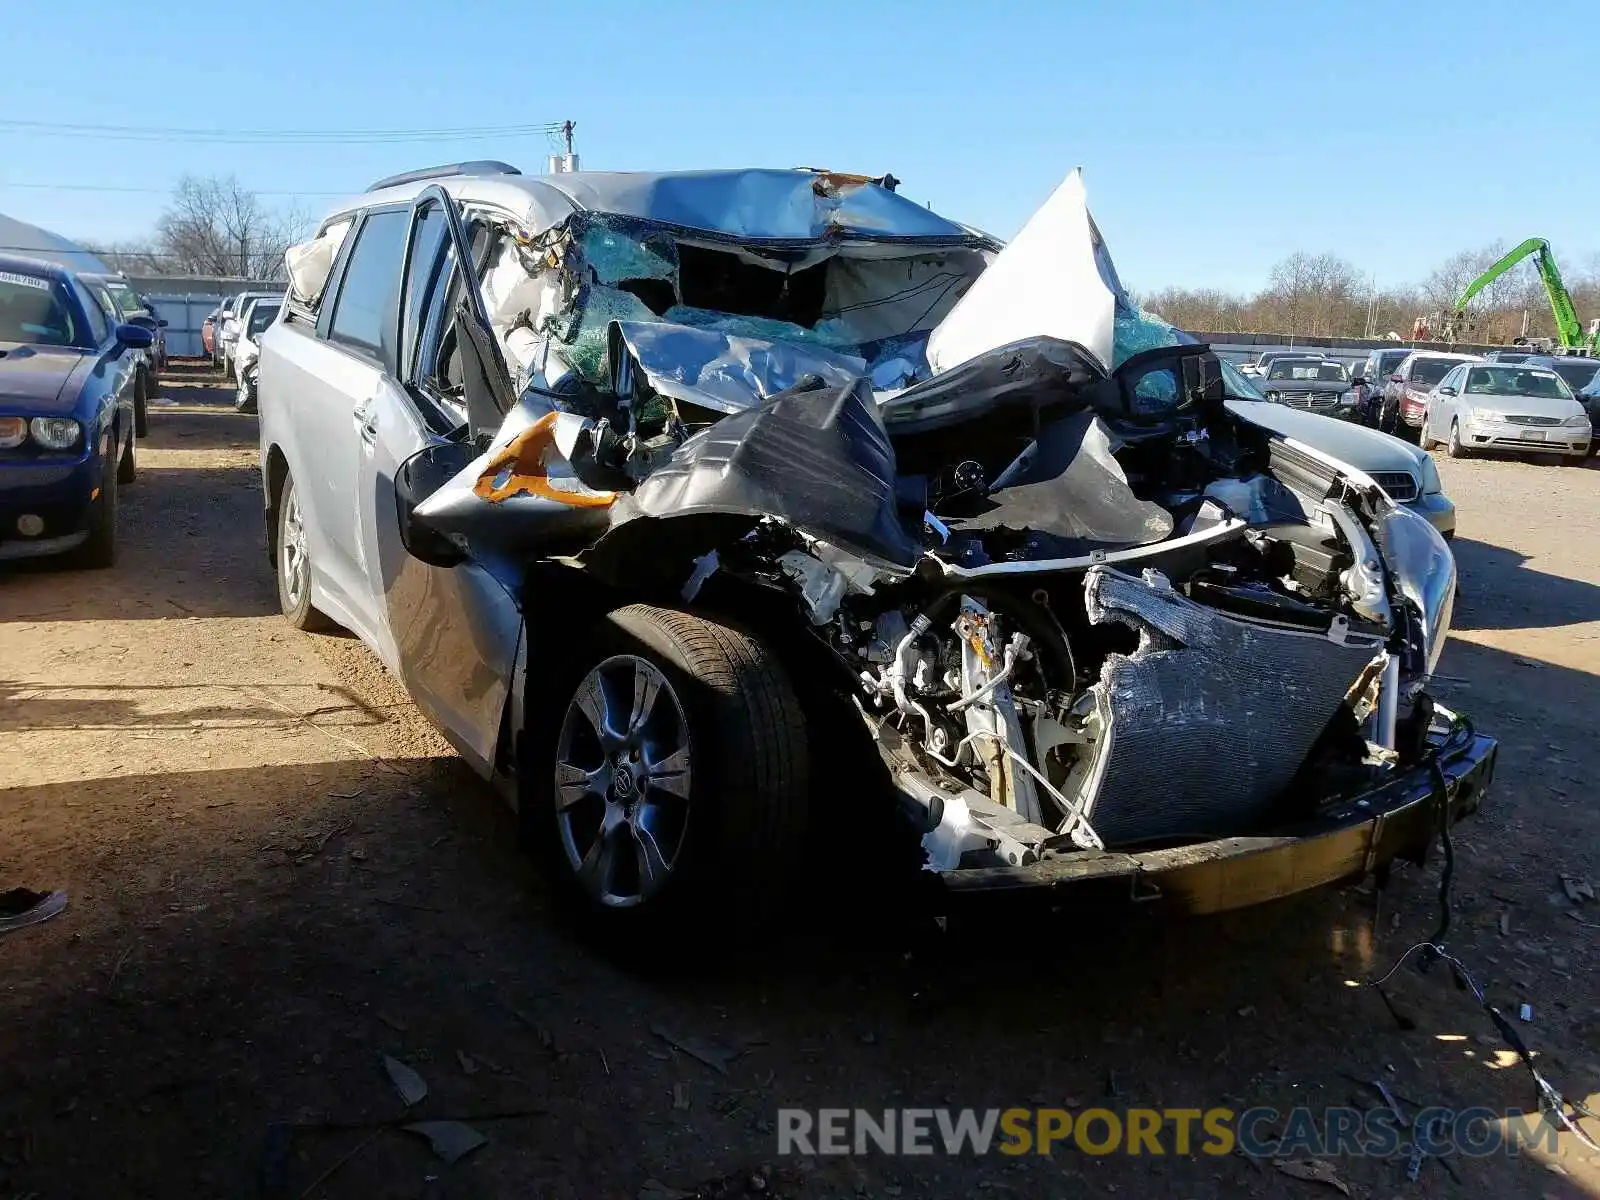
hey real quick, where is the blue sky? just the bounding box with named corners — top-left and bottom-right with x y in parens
top-left (0, 0), bottom-right (1590, 293)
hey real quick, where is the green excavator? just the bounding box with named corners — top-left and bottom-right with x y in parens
top-left (1441, 238), bottom-right (1599, 353)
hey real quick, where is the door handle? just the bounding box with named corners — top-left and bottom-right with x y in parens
top-left (354, 400), bottom-right (378, 445)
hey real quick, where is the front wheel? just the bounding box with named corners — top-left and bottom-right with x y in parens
top-left (540, 604), bottom-right (810, 948)
top-left (234, 373), bottom-right (257, 414)
top-left (1447, 420), bottom-right (1470, 459)
top-left (116, 421), bottom-right (136, 484)
top-left (75, 452), bottom-right (118, 569)
top-left (275, 476), bottom-right (334, 631)
top-left (133, 374), bottom-right (149, 438)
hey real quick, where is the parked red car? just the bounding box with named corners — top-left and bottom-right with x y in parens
top-left (201, 307), bottom-right (221, 358)
top-left (1379, 351), bottom-right (1479, 440)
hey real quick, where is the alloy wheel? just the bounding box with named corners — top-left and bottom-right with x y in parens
top-left (553, 655), bottom-right (692, 908)
top-left (281, 488), bottom-right (309, 609)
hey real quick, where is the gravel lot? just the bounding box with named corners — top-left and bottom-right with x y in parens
top-left (2, 379), bottom-right (1598, 1199)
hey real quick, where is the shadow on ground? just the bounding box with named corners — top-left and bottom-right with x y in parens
top-left (2, 747), bottom-right (1594, 1199)
top-left (0, 680), bottom-right (387, 733)
top-left (1451, 536), bottom-right (1600, 633)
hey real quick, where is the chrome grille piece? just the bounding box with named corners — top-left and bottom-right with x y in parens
top-left (1369, 471), bottom-right (1419, 502)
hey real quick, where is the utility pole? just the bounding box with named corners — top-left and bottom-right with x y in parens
top-left (550, 121), bottom-right (580, 173)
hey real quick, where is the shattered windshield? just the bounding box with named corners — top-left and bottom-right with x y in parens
top-left (499, 212), bottom-right (990, 395)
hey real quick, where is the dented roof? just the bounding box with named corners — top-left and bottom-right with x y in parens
top-left (333, 167), bottom-right (995, 245)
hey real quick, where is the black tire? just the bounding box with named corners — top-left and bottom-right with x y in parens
top-left (532, 603), bottom-right (810, 952)
top-left (133, 373), bottom-right (149, 438)
top-left (234, 375), bottom-right (257, 414)
top-left (1447, 420), bottom-right (1470, 459)
top-left (1418, 416), bottom-right (1438, 451)
top-left (75, 451), bottom-right (118, 569)
top-left (116, 421), bottom-right (136, 485)
top-left (274, 475), bottom-right (334, 631)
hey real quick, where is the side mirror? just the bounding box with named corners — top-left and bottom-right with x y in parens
top-left (1439, 386), bottom-right (1457, 396)
top-left (127, 313), bottom-right (158, 330)
top-left (394, 442), bottom-right (478, 568)
top-left (1389, 373), bottom-right (1403, 382)
top-left (157, 318), bottom-right (169, 328)
top-left (1350, 375), bottom-right (1365, 386)
top-left (115, 323), bottom-right (154, 349)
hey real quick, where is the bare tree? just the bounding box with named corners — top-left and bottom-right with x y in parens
top-left (85, 176), bottom-right (311, 280)
top-left (1259, 252), bottom-right (1365, 339)
top-left (1139, 287), bottom-right (1253, 333)
top-left (85, 240), bottom-right (169, 276)
top-left (1416, 241), bottom-right (1530, 340)
top-left (153, 175), bottom-right (309, 279)
top-left (1143, 254), bottom-right (1405, 340)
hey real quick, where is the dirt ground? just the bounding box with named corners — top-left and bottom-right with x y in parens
top-left (2, 374), bottom-right (1598, 1200)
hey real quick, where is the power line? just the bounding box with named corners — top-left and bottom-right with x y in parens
top-left (0, 118), bottom-right (566, 145)
top-left (0, 244), bottom-right (247, 260)
top-left (0, 181), bottom-right (348, 197)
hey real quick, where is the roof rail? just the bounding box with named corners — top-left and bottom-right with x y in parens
top-left (365, 160), bottom-right (522, 193)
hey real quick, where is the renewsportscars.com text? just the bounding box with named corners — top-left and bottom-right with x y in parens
top-left (777, 1106), bottom-right (1562, 1159)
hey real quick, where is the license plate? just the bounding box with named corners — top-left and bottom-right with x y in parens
top-left (1524, 429), bottom-right (1546, 440)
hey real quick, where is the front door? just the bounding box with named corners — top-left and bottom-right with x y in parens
top-left (285, 206), bottom-right (414, 641)
top-left (357, 187), bottom-right (524, 775)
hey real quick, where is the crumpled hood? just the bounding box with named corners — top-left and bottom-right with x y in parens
top-left (0, 344), bottom-right (90, 413)
top-left (609, 321), bottom-right (866, 414)
top-left (926, 169), bottom-right (1116, 378)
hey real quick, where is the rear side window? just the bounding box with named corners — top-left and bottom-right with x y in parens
top-left (1378, 350), bottom-right (1408, 376)
top-left (76, 282), bottom-right (112, 345)
top-left (1410, 357), bottom-right (1458, 387)
top-left (326, 209), bottom-right (410, 367)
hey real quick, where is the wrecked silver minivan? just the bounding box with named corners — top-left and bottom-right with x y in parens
top-left (262, 163), bottom-right (1495, 935)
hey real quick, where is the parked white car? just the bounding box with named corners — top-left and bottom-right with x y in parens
top-left (232, 296), bottom-right (282, 413)
top-left (1421, 362), bottom-right (1590, 461)
top-left (219, 291), bottom-right (279, 374)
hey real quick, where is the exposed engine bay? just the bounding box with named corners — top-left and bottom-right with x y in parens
top-left (568, 342), bottom-right (1446, 871)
